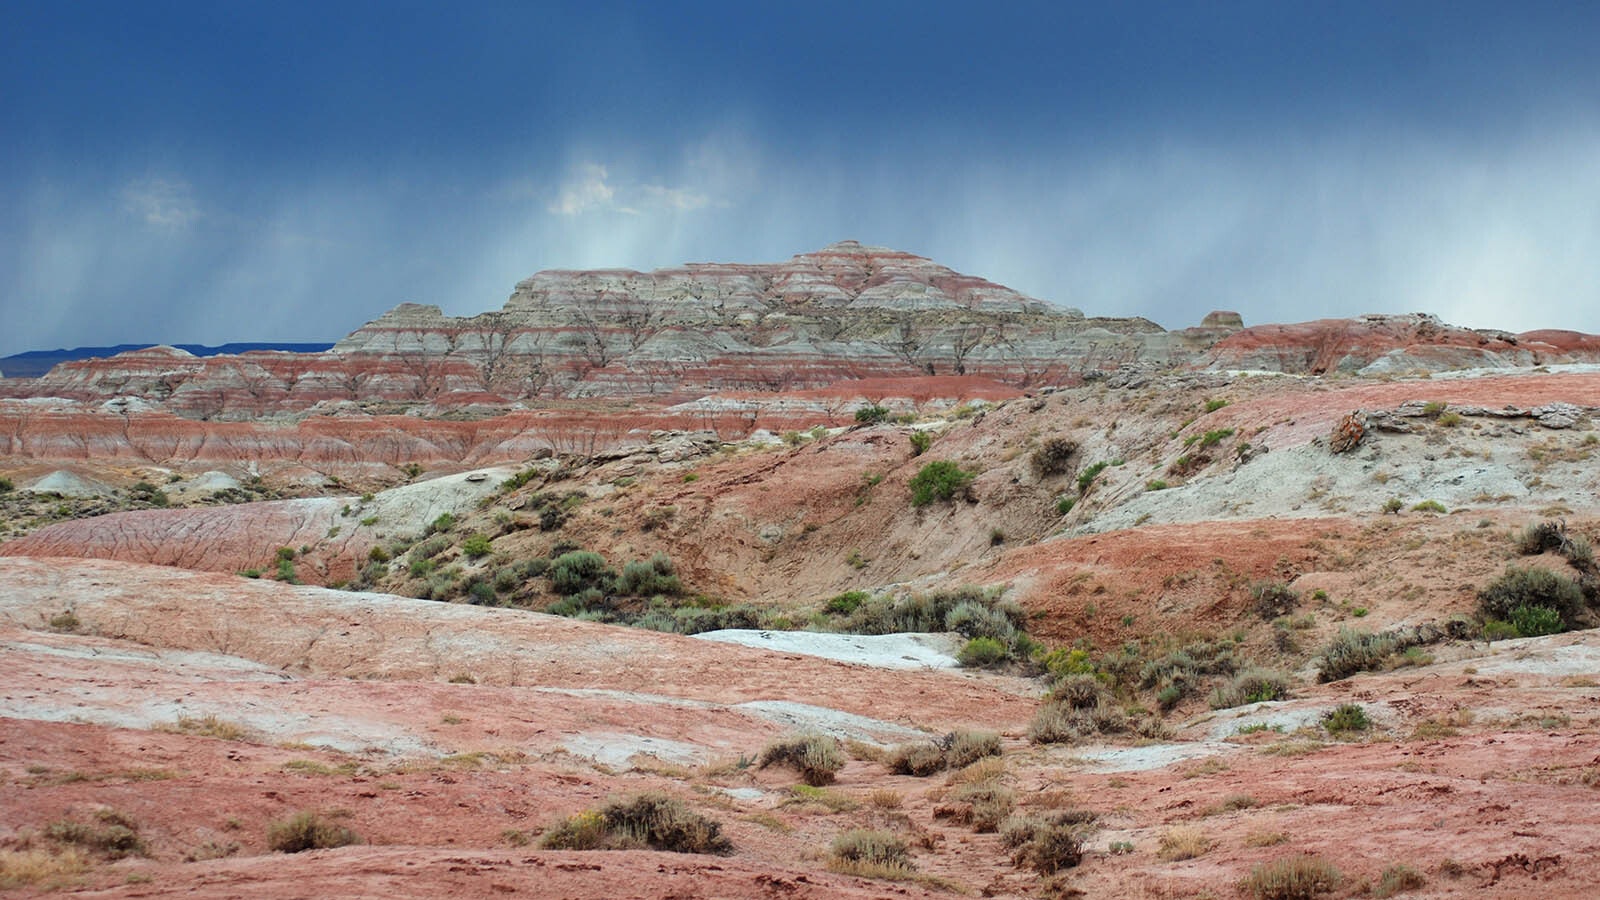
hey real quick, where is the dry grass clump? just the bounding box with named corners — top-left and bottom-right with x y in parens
top-left (0, 847), bottom-right (90, 889)
top-left (539, 794), bottom-right (732, 854)
top-left (1240, 854), bottom-right (1342, 900)
top-left (828, 829), bottom-right (914, 879)
top-left (867, 789), bottom-right (904, 810)
top-left (758, 733), bottom-right (845, 786)
top-left (1156, 824), bottom-right (1213, 861)
top-left (266, 811), bottom-right (361, 853)
top-left (161, 714), bottom-right (253, 742)
top-left (886, 728), bottom-right (1002, 776)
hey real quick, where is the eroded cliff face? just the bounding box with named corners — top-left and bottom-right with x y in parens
top-left (5, 243), bottom-right (1600, 473)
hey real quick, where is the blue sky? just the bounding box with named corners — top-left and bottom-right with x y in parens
top-left (5, 1), bottom-right (1600, 356)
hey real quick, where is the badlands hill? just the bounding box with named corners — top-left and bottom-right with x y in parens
top-left (2, 244), bottom-right (1600, 898)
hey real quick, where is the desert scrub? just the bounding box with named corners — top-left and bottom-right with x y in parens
top-left (44, 809), bottom-right (146, 859)
top-left (460, 534), bottom-right (492, 559)
top-left (1478, 566), bottom-right (1587, 631)
top-left (266, 811), bottom-right (360, 853)
top-left (758, 733), bottom-right (844, 786)
top-left (1321, 703), bottom-right (1370, 736)
top-left (854, 404), bottom-right (891, 425)
top-left (935, 782), bottom-right (1014, 832)
top-left (540, 794), bottom-right (732, 854)
top-left (1028, 675), bottom-right (1162, 744)
top-left (908, 430), bottom-right (933, 456)
top-left (1002, 812), bottom-right (1093, 874)
top-left (1209, 668), bottom-right (1291, 709)
top-left (1137, 639), bottom-right (1238, 710)
top-left (908, 460), bottom-right (976, 506)
top-left (1316, 627), bottom-right (1426, 682)
top-left (615, 552), bottom-right (683, 596)
top-left (886, 729), bottom-right (1001, 776)
top-left (828, 829), bottom-right (913, 878)
top-left (549, 550), bottom-right (615, 595)
top-left (958, 636), bottom-right (1009, 667)
top-left (1251, 581), bottom-right (1300, 620)
top-left (1030, 437), bottom-right (1078, 477)
top-left (1240, 854), bottom-right (1342, 899)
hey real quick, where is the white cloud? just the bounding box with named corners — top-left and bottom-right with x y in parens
top-left (119, 177), bottom-right (202, 228)
top-left (547, 163), bottom-right (616, 215)
top-left (545, 161), bottom-right (714, 217)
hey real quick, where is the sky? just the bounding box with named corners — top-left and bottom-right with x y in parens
top-left (5, 1), bottom-right (1600, 356)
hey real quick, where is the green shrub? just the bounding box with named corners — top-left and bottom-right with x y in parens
top-left (1210, 668), bottom-right (1291, 709)
top-left (825, 590), bottom-right (868, 615)
top-left (1204, 398), bottom-right (1230, 413)
top-left (276, 547), bottom-right (297, 562)
top-left (1382, 497), bottom-right (1403, 514)
top-left (461, 534), bottom-right (492, 559)
top-left (1508, 604), bottom-right (1564, 637)
top-left (1145, 479), bottom-right (1169, 491)
top-left (1481, 619), bottom-right (1521, 641)
top-left (959, 636), bottom-right (1010, 667)
top-left (266, 811), bottom-right (360, 853)
top-left (854, 405), bottom-right (891, 425)
top-left (1198, 427), bottom-right (1234, 448)
top-left (616, 553), bottom-right (682, 596)
top-left (1240, 854), bottom-right (1342, 900)
top-left (1411, 499), bottom-right (1447, 513)
top-left (0, 477), bottom-right (12, 493)
top-left (1030, 437), bottom-right (1078, 477)
top-left (1478, 566), bottom-right (1586, 629)
top-left (1322, 703), bottom-right (1369, 735)
top-left (758, 733), bottom-right (844, 786)
top-left (367, 545), bottom-right (390, 563)
top-left (409, 557), bottom-right (435, 578)
top-left (1076, 461), bottom-right (1109, 493)
top-left (426, 513), bottom-right (455, 534)
top-left (909, 430), bottom-right (933, 456)
top-left (1055, 495), bottom-right (1076, 515)
top-left (550, 550), bottom-right (615, 596)
top-left (909, 460), bottom-right (976, 506)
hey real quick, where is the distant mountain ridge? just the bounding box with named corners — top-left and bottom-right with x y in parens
top-left (0, 342), bottom-right (335, 378)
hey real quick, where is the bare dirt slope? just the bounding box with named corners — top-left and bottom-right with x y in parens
top-left (4, 367), bottom-right (1600, 898)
